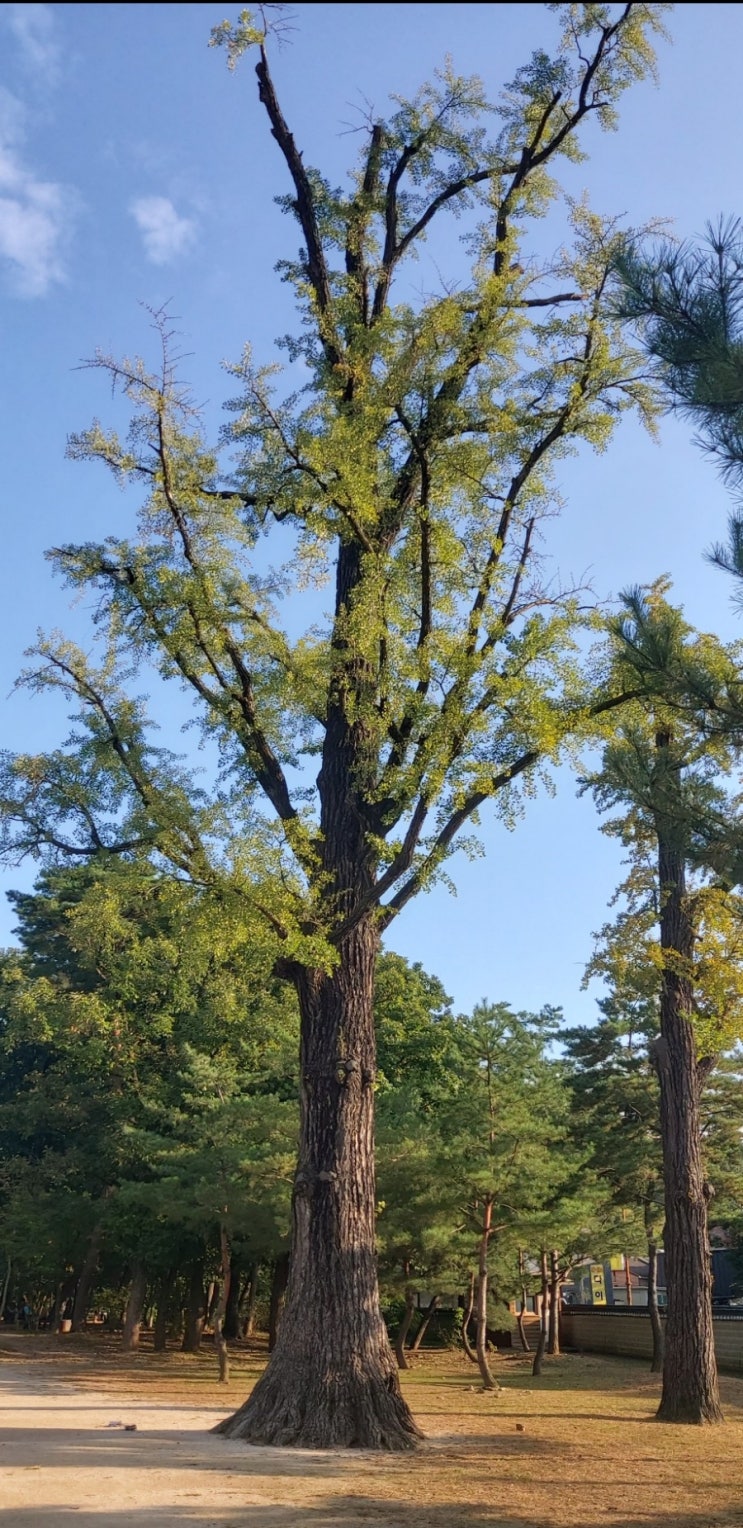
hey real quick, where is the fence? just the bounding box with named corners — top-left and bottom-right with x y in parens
top-left (560, 1306), bottom-right (743, 1374)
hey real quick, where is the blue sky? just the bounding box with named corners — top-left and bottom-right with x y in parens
top-left (1, 2), bottom-right (741, 1023)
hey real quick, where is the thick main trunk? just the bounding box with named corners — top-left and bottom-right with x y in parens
top-left (654, 778), bottom-right (722, 1424)
top-left (216, 919), bottom-right (421, 1448)
top-left (122, 1264), bottom-right (147, 1352)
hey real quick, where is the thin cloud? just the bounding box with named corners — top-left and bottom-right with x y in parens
top-left (6, 4), bottom-right (60, 83)
top-left (0, 89), bottom-right (73, 297)
top-left (130, 196), bottom-right (197, 265)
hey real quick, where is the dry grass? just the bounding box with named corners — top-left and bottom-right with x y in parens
top-left (2, 1332), bottom-right (743, 1526)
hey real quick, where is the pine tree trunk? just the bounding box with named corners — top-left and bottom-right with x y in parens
top-left (215, 924), bottom-right (420, 1447)
top-left (475, 1197), bottom-right (497, 1391)
top-left (653, 749), bottom-right (722, 1424)
top-left (395, 1285), bottom-right (416, 1370)
top-left (410, 1293), bottom-right (439, 1353)
top-left (532, 1251), bottom-right (549, 1377)
top-left (647, 1237), bottom-right (664, 1374)
top-left (548, 1250), bottom-right (560, 1356)
top-left (462, 1270), bottom-right (478, 1363)
top-left (216, 542), bottom-right (420, 1449)
top-left (122, 1264), bottom-right (147, 1352)
top-left (181, 1260), bottom-right (205, 1354)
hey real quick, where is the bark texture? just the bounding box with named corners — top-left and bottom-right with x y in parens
top-left (215, 920), bottom-right (421, 1447)
top-left (654, 745), bottom-right (722, 1423)
top-left (547, 1249), bottom-right (560, 1357)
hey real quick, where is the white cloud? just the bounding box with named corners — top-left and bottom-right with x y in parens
top-left (130, 196), bottom-right (197, 265)
top-left (0, 92), bottom-right (73, 297)
top-left (6, 4), bottom-right (60, 83)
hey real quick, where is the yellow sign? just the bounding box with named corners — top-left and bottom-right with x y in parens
top-left (590, 1262), bottom-right (606, 1305)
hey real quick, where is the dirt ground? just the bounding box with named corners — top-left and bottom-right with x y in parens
top-left (2, 1334), bottom-right (743, 1528)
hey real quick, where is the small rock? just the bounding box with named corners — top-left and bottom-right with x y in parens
top-left (124, 1424), bottom-right (137, 1432)
top-left (515, 1423), bottom-right (525, 1433)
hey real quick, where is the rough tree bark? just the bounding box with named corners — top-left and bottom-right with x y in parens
top-left (215, 537), bottom-right (422, 1449)
top-left (652, 731), bottom-right (722, 1424)
top-left (532, 1251), bottom-right (549, 1377)
top-left (122, 1263), bottom-right (147, 1352)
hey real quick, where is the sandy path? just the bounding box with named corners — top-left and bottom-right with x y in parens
top-left (0, 1355), bottom-right (389, 1528)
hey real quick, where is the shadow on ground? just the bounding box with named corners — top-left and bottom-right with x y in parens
top-left (2, 1502), bottom-right (743, 1528)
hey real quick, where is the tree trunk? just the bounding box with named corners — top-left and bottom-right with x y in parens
top-left (395, 1285), bottom-right (416, 1370)
top-left (215, 917), bottom-right (421, 1446)
top-left (653, 753), bottom-right (722, 1423)
top-left (71, 1219), bottom-right (105, 1332)
top-left (267, 1252), bottom-right (289, 1353)
top-left (214, 1225), bottom-right (231, 1383)
top-left (624, 1252), bottom-right (633, 1307)
top-left (216, 542), bottom-right (420, 1448)
top-left (532, 1251), bottom-right (549, 1377)
top-left (181, 1260), bottom-right (205, 1354)
top-left (647, 1237), bottom-right (664, 1374)
top-left (241, 1264), bottom-right (258, 1340)
top-left (517, 1249), bottom-right (530, 1353)
top-left (223, 1253), bottom-right (242, 1342)
top-left (410, 1293), bottom-right (439, 1353)
top-left (547, 1249), bottom-right (560, 1356)
top-left (122, 1263), bottom-right (147, 1352)
top-left (475, 1197), bottom-right (497, 1391)
top-left (461, 1270), bottom-right (478, 1363)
